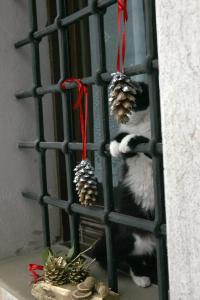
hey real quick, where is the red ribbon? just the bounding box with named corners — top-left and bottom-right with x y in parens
top-left (28, 264), bottom-right (44, 283)
top-left (61, 78), bottom-right (88, 160)
top-left (117, 0), bottom-right (128, 73)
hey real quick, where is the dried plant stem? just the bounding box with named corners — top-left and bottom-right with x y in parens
top-left (67, 244), bottom-right (94, 267)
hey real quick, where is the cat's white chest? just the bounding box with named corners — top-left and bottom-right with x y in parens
top-left (131, 233), bottom-right (156, 255)
top-left (124, 154), bottom-right (154, 211)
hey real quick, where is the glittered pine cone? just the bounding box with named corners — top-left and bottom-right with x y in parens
top-left (67, 257), bottom-right (89, 284)
top-left (44, 256), bottom-right (68, 286)
top-left (74, 159), bottom-right (98, 207)
top-left (108, 72), bottom-right (143, 124)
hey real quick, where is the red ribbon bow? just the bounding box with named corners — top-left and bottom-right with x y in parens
top-left (61, 78), bottom-right (88, 160)
top-left (28, 264), bottom-right (44, 283)
top-left (117, 0), bottom-right (128, 73)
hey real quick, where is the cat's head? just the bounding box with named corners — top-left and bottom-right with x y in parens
top-left (126, 82), bottom-right (149, 126)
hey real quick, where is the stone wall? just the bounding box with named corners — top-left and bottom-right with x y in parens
top-left (156, 1), bottom-right (200, 299)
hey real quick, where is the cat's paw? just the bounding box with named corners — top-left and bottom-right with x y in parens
top-left (130, 270), bottom-right (151, 288)
top-left (119, 134), bottom-right (135, 154)
top-left (133, 276), bottom-right (151, 288)
top-left (119, 134), bottom-right (149, 154)
top-left (109, 140), bottom-right (121, 157)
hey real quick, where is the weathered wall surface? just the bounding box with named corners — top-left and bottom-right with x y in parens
top-left (156, 1), bottom-right (200, 299)
top-left (0, 0), bottom-right (60, 259)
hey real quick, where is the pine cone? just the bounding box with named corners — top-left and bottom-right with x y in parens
top-left (67, 257), bottom-right (89, 284)
top-left (108, 72), bottom-right (143, 124)
top-left (74, 159), bottom-right (98, 207)
top-left (44, 256), bottom-right (68, 286)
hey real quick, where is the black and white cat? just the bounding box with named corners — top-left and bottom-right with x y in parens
top-left (93, 82), bottom-right (157, 287)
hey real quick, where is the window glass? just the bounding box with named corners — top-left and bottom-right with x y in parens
top-left (90, 0), bottom-right (146, 186)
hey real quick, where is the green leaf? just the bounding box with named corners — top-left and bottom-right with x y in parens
top-left (65, 246), bottom-right (75, 262)
top-left (42, 247), bottom-right (53, 263)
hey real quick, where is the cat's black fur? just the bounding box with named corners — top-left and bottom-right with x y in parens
top-left (92, 176), bottom-right (157, 285)
top-left (92, 82), bottom-right (158, 287)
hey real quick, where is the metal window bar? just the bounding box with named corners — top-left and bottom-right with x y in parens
top-left (15, 0), bottom-right (169, 299)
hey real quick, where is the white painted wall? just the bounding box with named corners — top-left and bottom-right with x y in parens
top-left (156, 1), bottom-right (200, 299)
top-left (0, 0), bottom-right (60, 259)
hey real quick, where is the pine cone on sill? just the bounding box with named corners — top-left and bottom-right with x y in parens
top-left (67, 257), bottom-right (89, 285)
top-left (44, 256), bottom-right (68, 286)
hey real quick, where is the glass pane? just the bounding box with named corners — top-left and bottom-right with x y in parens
top-left (90, 0), bottom-right (147, 187)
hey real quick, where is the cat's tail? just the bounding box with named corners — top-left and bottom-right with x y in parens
top-left (91, 231), bottom-right (134, 270)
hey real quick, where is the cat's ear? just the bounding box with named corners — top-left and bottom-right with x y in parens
top-left (134, 82), bottom-right (149, 111)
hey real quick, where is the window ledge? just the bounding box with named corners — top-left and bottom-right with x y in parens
top-left (0, 246), bottom-right (158, 300)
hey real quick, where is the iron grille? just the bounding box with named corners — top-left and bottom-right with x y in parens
top-left (15, 0), bottom-right (168, 299)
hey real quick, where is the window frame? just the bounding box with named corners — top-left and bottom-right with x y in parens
top-left (15, 0), bottom-right (168, 299)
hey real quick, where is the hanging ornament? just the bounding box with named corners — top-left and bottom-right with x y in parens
top-left (61, 78), bottom-right (98, 207)
top-left (108, 0), bottom-right (143, 124)
top-left (74, 160), bottom-right (98, 207)
top-left (108, 72), bottom-right (142, 123)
